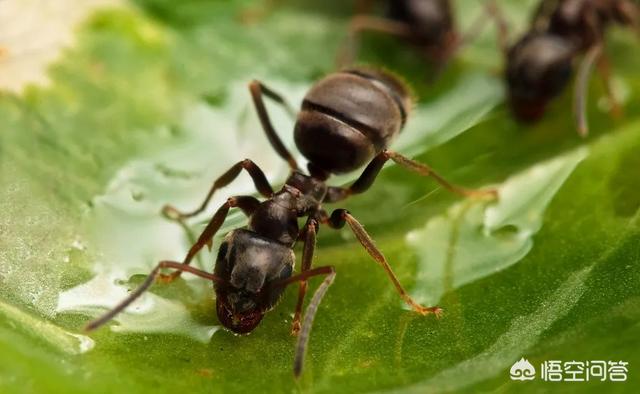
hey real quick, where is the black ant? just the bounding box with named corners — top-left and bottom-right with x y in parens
top-left (84, 67), bottom-right (496, 377)
top-left (337, 0), bottom-right (508, 73)
top-left (503, 0), bottom-right (639, 136)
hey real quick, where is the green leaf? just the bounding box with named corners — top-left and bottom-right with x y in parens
top-left (1, 1), bottom-right (639, 393)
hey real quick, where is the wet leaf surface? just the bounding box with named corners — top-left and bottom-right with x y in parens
top-left (1, 0), bottom-right (639, 393)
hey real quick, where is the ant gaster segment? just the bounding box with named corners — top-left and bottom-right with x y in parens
top-left (84, 67), bottom-right (497, 377)
top-left (503, 0), bottom-right (639, 136)
top-left (337, 0), bottom-right (508, 73)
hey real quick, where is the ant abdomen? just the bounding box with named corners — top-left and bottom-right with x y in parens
top-left (294, 68), bottom-right (412, 174)
top-left (506, 33), bottom-right (575, 121)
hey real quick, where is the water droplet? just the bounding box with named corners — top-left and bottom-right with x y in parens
top-left (57, 81), bottom-right (309, 342)
top-left (407, 147), bottom-right (589, 305)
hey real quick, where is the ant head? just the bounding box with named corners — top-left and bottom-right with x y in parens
top-left (213, 230), bottom-right (295, 334)
top-left (216, 290), bottom-right (264, 334)
top-left (506, 33), bottom-right (575, 122)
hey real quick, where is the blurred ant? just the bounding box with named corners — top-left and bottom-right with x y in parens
top-left (503, 0), bottom-right (639, 136)
top-left (337, 0), bottom-right (508, 74)
top-left (85, 67), bottom-right (496, 377)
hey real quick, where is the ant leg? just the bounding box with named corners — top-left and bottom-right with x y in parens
top-left (385, 151), bottom-right (497, 198)
top-left (248, 80), bottom-right (299, 170)
top-left (162, 159), bottom-right (272, 220)
top-left (271, 266), bottom-right (336, 378)
top-left (531, 0), bottom-right (557, 31)
top-left (291, 218), bottom-right (319, 335)
top-left (324, 150), bottom-right (496, 203)
top-left (595, 50), bottom-right (623, 118)
top-left (615, 1), bottom-right (640, 36)
top-left (456, 0), bottom-right (510, 55)
top-left (84, 261), bottom-right (225, 332)
top-left (325, 209), bottom-right (441, 317)
top-left (337, 15), bottom-right (414, 68)
top-left (161, 195), bottom-right (260, 282)
top-left (574, 44), bottom-right (602, 137)
top-left (483, 0), bottom-right (510, 55)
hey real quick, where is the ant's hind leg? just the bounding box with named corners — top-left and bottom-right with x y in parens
top-left (291, 218), bottom-right (319, 335)
top-left (162, 159), bottom-right (272, 221)
top-left (85, 261), bottom-right (225, 332)
top-left (337, 15), bottom-right (414, 68)
top-left (324, 209), bottom-right (441, 317)
top-left (324, 150), bottom-right (496, 203)
top-left (248, 80), bottom-right (299, 170)
top-left (162, 195), bottom-right (260, 283)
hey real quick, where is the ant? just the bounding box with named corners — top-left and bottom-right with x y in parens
top-left (337, 0), bottom-right (508, 74)
top-left (84, 67), bottom-right (496, 377)
top-left (503, 0), bottom-right (639, 136)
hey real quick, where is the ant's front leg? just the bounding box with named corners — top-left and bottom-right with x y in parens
top-left (324, 209), bottom-right (441, 317)
top-left (324, 150), bottom-right (497, 203)
top-left (161, 195), bottom-right (260, 283)
top-left (85, 196), bottom-right (259, 331)
top-left (291, 218), bottom-right (319, 335)
top-left (162, 159), bottom-right (272, 221)
top-left (85, 261), bottom-right (225, 332)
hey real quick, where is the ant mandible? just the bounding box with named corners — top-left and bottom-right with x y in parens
top-left (503, 0), bottom-right (639, 136)
top-left (337, 0), bottom-right (508, 73)
top-left (84, 67), bottom-right (496, 377)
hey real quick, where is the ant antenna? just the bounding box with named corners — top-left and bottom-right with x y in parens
top-left (84, 261), bottom-right (225, 332)
top-left (574, 44), bottom-right (602, 137)
top-left (293, 270), bottom-right (336, 378)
